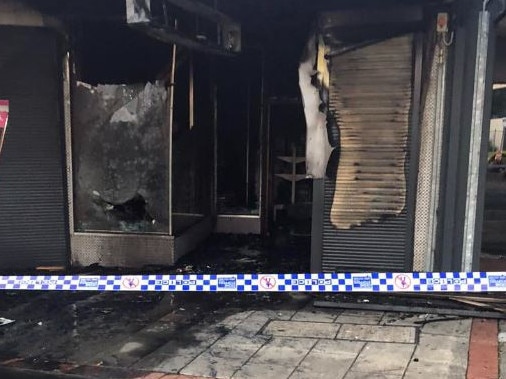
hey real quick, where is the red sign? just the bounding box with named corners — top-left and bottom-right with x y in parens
top-left (0, 100), bottom-right (9, 157)
top-left (0, 112), bottom-right (7, 129)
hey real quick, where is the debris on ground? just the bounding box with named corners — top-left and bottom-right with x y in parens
top-left (314, 292), bottom-right (506, 319)
top-left (0, 318), bottom-right (14, 326)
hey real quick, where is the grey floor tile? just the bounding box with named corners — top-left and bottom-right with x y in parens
top-left (233, 337), bottom-right (316, 379)
top-left (337, 324), bottom-right (416, 343)
top-left (290, 339), bottom-right (364, 379)
top-left (263, 320), bottom-right (340, 339)
top-left (345, 342), bottom-right (415, 378)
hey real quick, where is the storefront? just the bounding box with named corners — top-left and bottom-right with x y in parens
top-left (0, 0), bottom-right (503, 272)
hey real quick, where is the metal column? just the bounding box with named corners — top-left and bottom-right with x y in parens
top-left (462, 6), bottom-right (490, 271)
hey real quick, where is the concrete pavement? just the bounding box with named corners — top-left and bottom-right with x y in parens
top-left (132, 305), bottom-right (472, 379)
top-left (1, 299), bottom-right (502, 379)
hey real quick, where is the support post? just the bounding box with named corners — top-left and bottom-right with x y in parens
top-left (462, 8), bottom-right (490, 271)
top-left (167, 40), bottom-right (177, 236)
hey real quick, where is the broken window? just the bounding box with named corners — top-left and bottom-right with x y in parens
top-left (72, 81), bottom-right (169, 233)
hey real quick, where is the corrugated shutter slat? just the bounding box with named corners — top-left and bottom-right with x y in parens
top-left (0, 27), bottom-right (68, 269)
top-left (322, 35), bottom-right (414, 272)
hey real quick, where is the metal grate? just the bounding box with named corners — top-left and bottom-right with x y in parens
top-left (413, 36), bottom-right (447, 271)
top-left (71, 233), bottom-right (174, 267)
top-left (322, 35), bottom-right (414, 272)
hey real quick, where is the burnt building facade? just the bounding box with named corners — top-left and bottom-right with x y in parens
top-left (0, 0), bottom-right (503, 272)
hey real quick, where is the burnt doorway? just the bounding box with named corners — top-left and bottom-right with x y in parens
top-left (310, 34), bottom-right (421, 273)
top-left (0, 27), bottom-right (69, 269)
top-left (215, 50), bottom-right (264, 234)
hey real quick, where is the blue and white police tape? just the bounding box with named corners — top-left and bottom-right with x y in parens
top-left (0, 272), bottom-right (506, 292)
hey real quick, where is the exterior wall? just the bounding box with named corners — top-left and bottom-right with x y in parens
top-left (436, 0), bottom-right (503, 271)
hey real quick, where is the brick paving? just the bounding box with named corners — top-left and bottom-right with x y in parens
top-left (468, 319), bottom-right (499, 379)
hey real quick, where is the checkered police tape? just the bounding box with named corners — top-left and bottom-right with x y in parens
top-left (0, 272), bottom-right (506, 292)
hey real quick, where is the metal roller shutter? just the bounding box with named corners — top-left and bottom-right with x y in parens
top-left (0, 27), bottom-right (68, 269)
top-left (322, 35), bottom-right (414, 272)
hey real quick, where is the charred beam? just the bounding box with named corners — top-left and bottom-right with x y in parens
top-left (318, 6), bottom-right (423, 30)
top-left (126, 0), bottom-right (241, 55)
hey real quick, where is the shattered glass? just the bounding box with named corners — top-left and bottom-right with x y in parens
top-left (72, 81), bottom-right (169, 233)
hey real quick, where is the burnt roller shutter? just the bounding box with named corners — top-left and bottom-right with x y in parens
top-left (322, 35), bottom-right (415, 272)
top-left (0, 27), bottom-right (68, 269)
